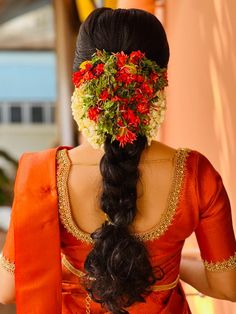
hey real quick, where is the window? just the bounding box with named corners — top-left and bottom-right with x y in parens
top-left (50, 106), bottom-right (55, 123)
top-left (10, 106), bottom-right (22, 123)
top-left (2, 102), bottom-right (55, 124)
top-left (31, 106), bottom-right (43, 123)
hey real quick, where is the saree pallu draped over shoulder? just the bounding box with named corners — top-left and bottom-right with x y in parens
top-left (13, 147), bottom-right (64, 313)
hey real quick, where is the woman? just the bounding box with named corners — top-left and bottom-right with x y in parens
top-left (0, 8), bottom-right (235, 314)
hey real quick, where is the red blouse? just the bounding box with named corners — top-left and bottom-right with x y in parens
top-left (1, 147), bottom-right (235, 314)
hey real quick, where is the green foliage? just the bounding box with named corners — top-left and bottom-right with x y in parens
top-left (72, 50), bottom-right (168, 148)
top-left (0, 150), bottom-right (18, 206)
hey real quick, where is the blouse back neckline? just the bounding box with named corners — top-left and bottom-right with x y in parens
top-left (56, 147), bottom-right (191, 244)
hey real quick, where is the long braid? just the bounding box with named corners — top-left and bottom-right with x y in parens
top-left (84, 136), bottom-right (159, 313)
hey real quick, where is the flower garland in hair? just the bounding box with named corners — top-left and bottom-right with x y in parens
top-left (71, 50), bottom-right (168, 148)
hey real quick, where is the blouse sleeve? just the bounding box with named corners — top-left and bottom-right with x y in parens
top-left (195, 152), bottom-right (236, 272)
top-left (0, 155), bottom-right (24, 275)
top-left (0, 207), bottom-right (15, 274)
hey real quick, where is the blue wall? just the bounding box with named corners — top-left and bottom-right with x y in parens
top-left (0, 51), bottom-right (56, 102)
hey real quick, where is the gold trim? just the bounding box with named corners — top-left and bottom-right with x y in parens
top-left (57, 148), bottom-right (190, 243)
top-left (134, 148), bottom-right (190, 241)
top-left (62, 254), bottom-right (179, 292)
top-left (57, 149), bottom-right (93, 244)
top-left (203, 252), bottom-right (236, 272)
top-left (0, 254), bottom-right (15, 274)
top-left (62, 254), bottom-right (85, 278)
top-left (85, 293), bottom-right (92, 314)
top-left (152, 275), bottom-right (180, 291)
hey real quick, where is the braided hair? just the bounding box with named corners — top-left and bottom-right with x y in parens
top-left (73, 8), bottom-right (169, 313)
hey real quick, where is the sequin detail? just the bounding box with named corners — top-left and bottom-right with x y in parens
top-left (57, 149), bottom-right (93, 244)
top-left (56, 148), bottom-right (190, 243)
top-left (203, 252), bottom-right (236, 271)
top-left (0, 254), bottom-right (15, 274)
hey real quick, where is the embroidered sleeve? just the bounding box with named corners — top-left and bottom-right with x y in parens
top-left (195, 153), bottom-right (236, 271)
top-left (1, 208), bottom-right (15, 273)
top-left (0, 154), bottom-right (29, 275)
top-left (0, 254), bottom-right (15, 274)
top-left (203, 253), bottom-right (236, 272)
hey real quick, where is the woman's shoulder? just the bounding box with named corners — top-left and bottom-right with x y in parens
top-left (143, 141), bottom-right (193, 162)
top-left (184, 148), bottom-right (221, 178)
top-left (15, 147), bottom-right (67, 189)
top-left (140, 141), bottom-right (176, 163)
top-left (19, 146), bottom-right (71, 165)
top-left (148, 142), bottom-right (221, 181)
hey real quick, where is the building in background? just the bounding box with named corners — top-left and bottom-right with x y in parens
top-left (0, 51), bottom-right (57, 158)
top-left (0, 3), bottom-right (57, 159)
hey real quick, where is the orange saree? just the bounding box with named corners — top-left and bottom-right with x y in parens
top-left (1, 146), bottom-right (236, 313)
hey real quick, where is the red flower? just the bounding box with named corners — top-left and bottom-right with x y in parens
top-left (141, 82), bottom-right (153, 96)
top-left (85, 63), bottom-right (93, 71)
top-left (120, 65), bottom-right (132, 74)
top-left (100, 89), bottom-right (109, 101)
top-left (127, 109), bottom-right (140, 127)
top-left (137, 103), bottom-right (150, 114)
top-left (87, 107), bottom-right (101, 122)
top-left (122, 109), bottom-right (140, 127)
top-left (93, 63), bottom-right (104, 76)
top-left (116, 128), bottom-right (137, 147)
top-left (134, 74), bottom-right (145, 83)
top-left (116, 73), bottom-right (132, 84)
top-left (129, 50), bottom-right (145, 64)
top-left (111, 96), bottom-right (128, 105)
top-left (134, 89), bottom-right (143, 100)
top-left (116, 52), bottom-right (128, 68)
top-left (133, 89), bottom-right (148, 103)
top-left (83, 71), bottom-right (95, 81)
top-left (117, 118), bottom-right (124, 127)
top-left (150, 72), bottom-right (159, 82)
top-left (72, 63), bottom-right (96, 86)
top-left (72, 70), bottom-right (85, 87)
top-left (116, 69), bottom-right (135, 84)
top-left (111, 95), bottom-right (121, 102)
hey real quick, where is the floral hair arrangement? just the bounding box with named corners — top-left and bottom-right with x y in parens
top-left (71, 50), bottom-right (168, 148)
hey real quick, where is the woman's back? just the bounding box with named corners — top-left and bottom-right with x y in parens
top-left (67, 141), bottom-right (177, 235)
top-left (59, 142), bottom-right (193, 313)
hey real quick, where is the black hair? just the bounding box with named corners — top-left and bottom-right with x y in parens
top-left (73, 8), bottom-right (169, 313)
top-left (73, 8), bottom-right (169, 71)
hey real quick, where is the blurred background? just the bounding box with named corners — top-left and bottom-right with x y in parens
top-left (0, 0), bottom-right (235, 313)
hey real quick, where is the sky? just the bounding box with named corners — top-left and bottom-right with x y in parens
top-left (0, 51), bottom-right (56, 102)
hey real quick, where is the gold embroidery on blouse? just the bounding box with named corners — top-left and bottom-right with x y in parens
top-left (57, 149), bottom-right (93, 243)
top-left (203, 252), bottom-right (236, 272)
top-left (57, 148), bottom-right (190, 244)
top-left (62, 254), bottom-right (85, 278)
top-left (0, 254), bottom-right (15, 274)
top-left (134, 148), bottom-right (190, 241)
